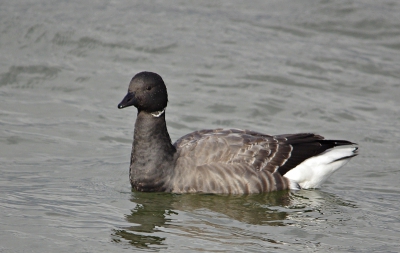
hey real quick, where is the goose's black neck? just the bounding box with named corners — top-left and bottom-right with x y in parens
top-left (130, 110), bottom-right (176, 191)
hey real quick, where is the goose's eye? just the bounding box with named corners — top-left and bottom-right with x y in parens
top-left (146, 86), bottom-right (152, 91)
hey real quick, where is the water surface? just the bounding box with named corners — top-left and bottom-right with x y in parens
top-left (1, 0), bottom-right (399, 252)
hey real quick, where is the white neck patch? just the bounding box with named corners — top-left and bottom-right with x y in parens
top-left (151, 108), bottom-right (166, 117)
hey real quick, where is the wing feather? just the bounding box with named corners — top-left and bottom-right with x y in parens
top-left (174, 129), bottom-right (349, 177)
top-left (174, 128), bottom-right (293, 173)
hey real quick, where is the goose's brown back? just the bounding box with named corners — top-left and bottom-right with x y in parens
top-left (166, 129), bottom-right (324, 194)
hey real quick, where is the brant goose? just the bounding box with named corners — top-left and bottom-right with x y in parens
top-left (118, 71), bottom-right (358, 194)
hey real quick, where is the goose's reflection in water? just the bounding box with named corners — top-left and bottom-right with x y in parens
top-left (113, 190), bottom-right (356, 250)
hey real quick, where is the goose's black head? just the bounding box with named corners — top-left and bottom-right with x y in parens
top-left (118, 72), bottom-right (168, 114)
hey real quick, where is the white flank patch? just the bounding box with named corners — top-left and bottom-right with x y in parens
top-left (284, 146), bottom-right (357, 189)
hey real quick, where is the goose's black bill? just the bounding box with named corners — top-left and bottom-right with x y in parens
top-left (118, 92), bottom-right (136, 109)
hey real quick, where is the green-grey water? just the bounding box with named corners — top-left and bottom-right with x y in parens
top-left (1, 1), bottom-right (399, 252)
